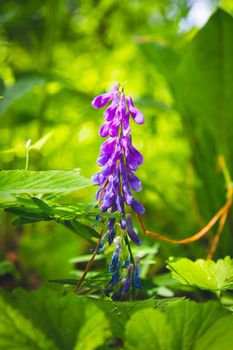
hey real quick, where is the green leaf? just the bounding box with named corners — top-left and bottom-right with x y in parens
top-left (0, 170), bottom-right (92, 202)
top-left (167, 256), bottom-right (233, 293)
top-left (1, 288), bottom-right (110, 350)
top-left (125, 300), bottom-right (233, 350)
top-left (74, 304), bottom-right (110, 350)
top-left (62, 219), bottom-right (100, 239)
top-left (31, 196), bottom-right (55, 216)
top-left (0, 294), bottom-right (57, 350)
top-left (94, 297), bottom-right (184, 340)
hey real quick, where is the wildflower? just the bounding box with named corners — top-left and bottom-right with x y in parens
top-left (92, 82), bottom-right (145, 298)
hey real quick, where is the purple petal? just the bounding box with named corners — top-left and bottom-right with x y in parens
top-left (126, 214), bottom-right (142, 246)
top-left (99, 121), bottom-right (111, 137)
top-left (97, 152), bottom-right (112, 166)
top-left (100, 137), bottom-right (116, 154)
top-left (104, 103), bottom-right (118, 121)
top-left (131, 198), bottom-right (145, 215)
top-left (133, 256), bottom-right (142, 290)
top-left (92, 92), bottom-right (112, 109)
top-left (118, 92), bottom-right (127, 119)
top-left (92, 172), bottom-right (106, 186)
top-left (109, 245), bottom-right (121, 272)
top-left (122, 264), bottom-right (133, 294)
top-left (120, 157), bottom-right (133, 205)
top-left (120, 219), bottom-right (126, 230)
top-left (109, 118), bottom-right (121, 137)
top-left (127, 96), bottom-right (144, 124)
top-left (128, 171), bottom-right (142, 192)
top-left (122, 113), bottom-right (130, 137)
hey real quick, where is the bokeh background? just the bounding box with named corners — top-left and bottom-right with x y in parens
top-left (0, 0), bottom-right (233, 291)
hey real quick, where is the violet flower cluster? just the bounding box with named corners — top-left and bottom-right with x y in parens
top-left (92, 82), bottom-right (144, 298)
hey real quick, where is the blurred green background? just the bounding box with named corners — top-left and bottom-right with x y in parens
top-left (0, 0), bottom-right (233, 291)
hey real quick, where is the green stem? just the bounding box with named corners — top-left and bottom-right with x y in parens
top-left (25, 145), bottom-right (30, 170)
top-left (124, 234), bottom-right (135, 267)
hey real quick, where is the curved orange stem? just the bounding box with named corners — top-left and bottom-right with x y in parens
top-left (136, 187), bottom-right (232, 246)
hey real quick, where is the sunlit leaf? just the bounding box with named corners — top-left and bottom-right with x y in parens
top-left (167, 256), bottom-right (233, 293)
top-left (0, 170), bottom-right (92, 202)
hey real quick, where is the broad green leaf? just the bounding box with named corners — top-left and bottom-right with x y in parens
top-left (0, 170), bottom-right (92, 202)
top-left (0, 294), bottom-right (57, 350)
top-left (167, 256), bottom-right (233, 293)
top-left (74, 304), bottom-right (110, 350)
top-left (94, 297), bottom-right (184, 340)
top-left (125, 300), bottom-right (233, 350)
top-left (1, 288), bottom-right (110, 350)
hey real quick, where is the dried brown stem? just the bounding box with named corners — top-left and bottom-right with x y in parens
top-left (75, 229), bottom-right (104, 293)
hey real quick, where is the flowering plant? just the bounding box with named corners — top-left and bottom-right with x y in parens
top-left (92, 82), bottom-right (145, 299)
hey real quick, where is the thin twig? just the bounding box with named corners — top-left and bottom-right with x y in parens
top-left (75, 229), bottom-right (104, 293)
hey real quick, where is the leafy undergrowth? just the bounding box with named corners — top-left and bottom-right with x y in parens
top-left (0, 288), bottom-right (233, 350)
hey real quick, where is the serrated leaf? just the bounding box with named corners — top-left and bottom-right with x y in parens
top-left (167, 256), bottom-right (233, 293)
top-left (94, 297), bottom-right (184, 340)
top-left (125, 300), bottom-right (233, 350)
top-left (0, 170), bottom-right (92, 202)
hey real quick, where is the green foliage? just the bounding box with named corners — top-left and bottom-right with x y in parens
top-left (125, 300), bottom-right (233, 350)
top-left (167, 256), bottom-right (233, 293)
top-left (0, 170), bottom-right (92, 203)
top-left (139, 8), bottom-right (233, 254)
top-left (0, 288), bottom-right (110, 350)
top-left (1, 2), bottom-right (233, 349)
top-left (0, 294), bottom-right (57, 350)
top-left (4, 288), bottom-right (232, 350)
top-left (93, 297), bottom-right (184, 340)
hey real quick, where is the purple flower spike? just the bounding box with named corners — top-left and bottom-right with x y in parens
top-left (91, 82), bottom-right (145, 297)
top-left (126, 214), bottom-right (142, 246)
